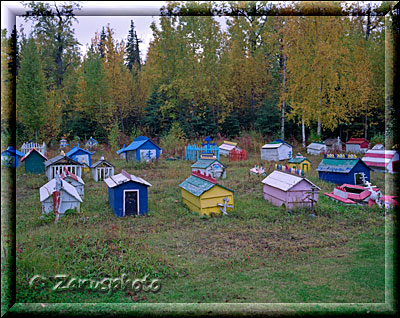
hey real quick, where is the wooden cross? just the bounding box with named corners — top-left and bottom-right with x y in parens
top-left (217, 196), bottom-right (233, 216)
top-left (304, 185), bottom-right (319, 211)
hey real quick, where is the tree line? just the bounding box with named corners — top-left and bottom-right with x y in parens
top-left (1, 1), bottom-right (396, 148)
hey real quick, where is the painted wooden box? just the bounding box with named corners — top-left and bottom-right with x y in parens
top-left (179, 170), bottom-right (234, 216)
top-left (261, 170), bottom-right (320, 209)
top-left (91, 156), bottom-right (115, 181)
top-left (191, 159), bottom-right (226, 179)
top-left (40, 178), bottom-right (82, 215)
top-left (316, 155), bottom-right (372, 185)
top-left (219, 141), bottom-right (240, 157)
top-left (362, 149), bottom-right (399, 174)
top-left (85, 136), bottom-right (98, 149)
top-left (45, 153), bottom-right (83, 181)
top-left (306, 142), bottom-right (327, 155)
top-left (345, 138), bottom-right (369, 153)
top-left (117, 136), bottom-right (162, 162)
top-left (104, 170), bottom-right (152, 217)
top-left (60, 168), bottom-right (85, 199)
top-left (66, 143), bottom-right (93, 167)
top-left (20, 148), bottom-right (48, 174)
top-left (1, 146), bottom-right (24, 168)
top-left (324, 137), bottom-right (344, 152)
top-left (261, 142), bottom-right (292, 161)
top-left (288, 153), bottom-right (311, 173)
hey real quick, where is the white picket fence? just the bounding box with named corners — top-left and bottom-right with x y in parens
top-left (21, 142), bottom-right (46, 155)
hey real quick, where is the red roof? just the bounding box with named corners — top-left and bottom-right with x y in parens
top-left (60, 167), bottom-right (79, 182)
top-left (363, 152), bottom-right (395, 159)
top-left (20, 148), bottom-right (48, 162)
top-left (346, 138), bottom-right (369, 147)
top-left (324, 192), bottom-right (356, 204)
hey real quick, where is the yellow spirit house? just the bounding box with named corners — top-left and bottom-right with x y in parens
top-left (287, 153), bottom-right (312, 173)
top-left (179, 170), bottom-right (234, 216)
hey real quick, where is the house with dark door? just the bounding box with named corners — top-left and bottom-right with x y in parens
top-left (117, 136), bottom-right (162, 162)
top-left (104, 170), bottom-right (152, 217)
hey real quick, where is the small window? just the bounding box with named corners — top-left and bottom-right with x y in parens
top-left (354, 172), bottom-right (367, 185)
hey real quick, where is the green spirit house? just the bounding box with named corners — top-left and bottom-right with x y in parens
top-left (20, 148), bottom-right (48, 174)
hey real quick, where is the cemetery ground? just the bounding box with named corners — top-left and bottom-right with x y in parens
top-left (12, 148), bottom-right (394, 304)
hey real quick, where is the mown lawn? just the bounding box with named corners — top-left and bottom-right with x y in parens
top-left (12, 149), bottom-right (394, 304)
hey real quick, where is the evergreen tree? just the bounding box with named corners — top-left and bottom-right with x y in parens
top-left (126, 20), bottom-right (142, 72)
top-left (98, 27), bottom-right (106, 59)
top-left (16, 37), bottom-right (47, 139)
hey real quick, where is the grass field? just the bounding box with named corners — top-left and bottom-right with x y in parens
top-left (11, 147), bottom-right (396, 304)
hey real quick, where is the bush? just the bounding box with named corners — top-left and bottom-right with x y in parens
top-left (159, 122), bottom-right (187, 157)
top-left (108, 122), bottom-right (120, 152)
top-left (370, 133), bottom-right (385, 147)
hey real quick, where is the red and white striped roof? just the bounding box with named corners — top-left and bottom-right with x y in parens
top-left (20, 147), bottom-right (48, 162)
top-left (60, 168), bottom-right (85, 184)
top-left (362, 149), bottom-right (398, 168)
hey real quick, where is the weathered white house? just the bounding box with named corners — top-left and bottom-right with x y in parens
top-left (60, 168), bottom-right (85, 198)
top-left (219, 141), bottom-right (240, 157)
top-left (44, 152), bottom-right (83, 181)
top-left (91, 156), bottom-right (115, 182)
top-left (261, 142), bottom-right (292, 161)
top-left (191, 159), bottom-right (226, 179)
top-left (307, 142), bottom-right (327, 155)
top-left (40, 178), bottom-right (82, 215)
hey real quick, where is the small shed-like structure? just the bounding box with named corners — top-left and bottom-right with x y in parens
top-left (179, 170), bottom-right (234, 216)
top-left (1, 146), bottom-right (24, 168)
top-left (117, 136), bottom-right (162, 162)
top-left (60, 139), bottom-right (68, 149)
top-left (91, 156), bottom-right (115, 181)
top-left (117, 144), bottom-right (127, 159)
top-left (60, 168), bottom-right (85, 198)
top-left (104, 170), bottom-right (152, 217)
top-left (345, 138), bottom-right (369, 153)
top-left (288, 153), bottom-right (311, 173)
top-left (261, 142), bottom-right (292, 161)
top-left (324, 137), bottom-right (344, 152)
top-left (191, 159), bottom-right (226, 179)
top-left (40, 177), bottom-right (82, 215)
top-left (362, 149), bottom-right (399, 174)
top-left (307, 142), bottom-right (327, 155)
top-left (66, 143), bottom-right (93, 167)
top-left (45, 153), bottom-right (83, 181)
top-left (262, 170), bottom-right (320, 209)
top-left (20, 148), bottom-right (48, 174)
top-left (85, 136), bottom-right (98, 149)
top-left (219, 141), bottom-right (240, 157)
top-left (316, 154), bottom-right (372, 185)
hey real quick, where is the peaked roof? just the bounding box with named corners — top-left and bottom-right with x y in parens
top-left (86, 137), bottom-right (98, 144)
top-left (362, 149), bottom-right (398, 168)
top-left (288, 156), bottom-right (310, 164)
top-left (104, 170), bottom-right (151, 188)
top-left (117, 144), bottom-right (126, 155)
top-left (191, 159), bottom-right (225, 169)
top-left (40, 178), bottom-right (82, 202)
top-left (307, 142), bottom-right (326, 150)
top-left (66, 143), bottom-right (93, 157)
top-left (2, 146), bottom-right (24, 157)
top-left (60, 168), bottom-right (85, 184)
top-left (91, 156), bottom-right (114, 168)
top-left (44, 154), bottom-right (82, 167)
top-left (316, 157), bottom-right (371, 173)
top-left (118, 136), bottom-right (161, 153)
top-left (179, 170), bottom-right (233, 197)
top-left (262, 170), bottom-right (319, 192)
top-left (273, 139), bottom-right (293, 147)
top-left (262, 142), bottom-right (289, 149)
top-left (20, 147), bottom-right (48, 162)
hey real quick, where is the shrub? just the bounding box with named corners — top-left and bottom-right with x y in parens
top-left (370, 133), bottom-right (385, 147)
top-left (159, 122), bottom-right (187, 157)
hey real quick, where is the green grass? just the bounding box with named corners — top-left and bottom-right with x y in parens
top-left (12, 149), bottom-right (393, 304)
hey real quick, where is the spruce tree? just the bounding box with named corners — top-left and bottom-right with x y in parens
top-left (126, 20), bottom-right (142, 72)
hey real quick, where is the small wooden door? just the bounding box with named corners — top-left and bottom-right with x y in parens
top-left (124, 190), bottom-right (139, 216)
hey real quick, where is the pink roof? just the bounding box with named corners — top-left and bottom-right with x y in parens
top-left (324, 192), bottom-right (356, 204)
top-left (346, 138), bottom-right (368, 145)
top-left (20, 148), bottom-right (48, 162)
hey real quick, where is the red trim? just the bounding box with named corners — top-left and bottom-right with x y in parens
top-left (324, 192), bottom-right (356, 204)
top-left (20, 148), bottom-right (48, 162)
top-left (192, 170), bottom-right (218, 184)
top-left (60, 167), bottom-right (79, 182)
top-left (363, 161), bottom-right (387, 167)
top-left (363, 153), bottom-right (395, 159)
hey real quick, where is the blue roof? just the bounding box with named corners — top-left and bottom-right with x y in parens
top-left (119, 136), bottom-right (161, 153)
top-left (2, 146), bottom-right (24, 157)
top-left (117, 144), bottom-right (126, 155)
top-left (66, 143), bottom-right (93, 157)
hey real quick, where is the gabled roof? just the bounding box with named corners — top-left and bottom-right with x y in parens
top-left (2, 146), bottom-right (24, 157)
top-left (288, 157), bottom-right (310, 164)
top-left (362, 149), bottom-right (398, 168)
top-left (262, 142), bottom-right (288, 149)
top-left (262, 170), bottom-right (319, 192)
top-left (219, 141), bottom-right (238, 151)
top-left (66, 143), bottom-right (93, 157)
top-left (307, 142), bottom-right (326, 150)
top-left (44, 155), bottom-right (82, 167)
top-left (40, 178), bottom-right (82, 202)
top-left (191, 159), bottom-right (225, 169)
top-left (91, 156), bottom-right (114, 168)
top-left (117, 144), bottom-right (126, 155)
top-left (60, 168), bottom-right (85, 185)
top-left (179, 175), bottom-right (233, 197)
top-left (20, 147), bottom-right (48, 162)
top-left (316, 158), bottom-right (371, 173)
top-left (104, 170), bottom-right (151, 188)
top-left (371, 143), bottom-right (384, 150)
top-left (86, 137), bottom-right (98, 145)
top-left (273, 139), bottom-right (293, 148)
top-left (119, 136), bottom-right (161, 153)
